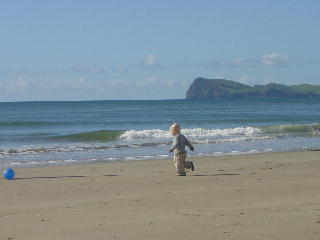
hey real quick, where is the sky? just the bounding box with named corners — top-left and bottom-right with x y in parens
top-left (0, 0), bottom-right (319, 101)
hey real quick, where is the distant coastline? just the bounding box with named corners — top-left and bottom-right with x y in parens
top-left (186, 77), bottom-right (320, 99)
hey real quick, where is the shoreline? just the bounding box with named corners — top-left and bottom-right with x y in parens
top-left (2, 148), bottom-right (317, 172)
top-left (1, 150), bottom-right (320, 239)
top-left (2, 147), bottom-right (319, 169)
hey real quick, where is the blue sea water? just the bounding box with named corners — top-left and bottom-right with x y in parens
top-left (0, 98), bottom-right (320, 167)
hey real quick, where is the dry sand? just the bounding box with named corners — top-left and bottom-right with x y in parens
top-left (1, 151), bottom-right (320, 240)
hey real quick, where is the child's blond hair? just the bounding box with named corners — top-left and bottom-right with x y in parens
top-left (170, 123), bottom-right (181, 135)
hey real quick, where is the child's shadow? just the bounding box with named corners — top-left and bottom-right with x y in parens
top-left (15, 175), bottom-right (86, 180)
top-left (193, 173), bottom-right (255, 177)
top-left (15, 174), bottom-right (118, 180)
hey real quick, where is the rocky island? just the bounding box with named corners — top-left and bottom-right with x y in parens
top-left (186, 77), bottom-right (320, 99)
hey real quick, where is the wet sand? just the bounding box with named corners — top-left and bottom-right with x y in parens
top-left (1, 151), bottom-right (320, 240)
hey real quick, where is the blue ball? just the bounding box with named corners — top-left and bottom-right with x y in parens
top-left (3, 168), bottom-right (15, 180)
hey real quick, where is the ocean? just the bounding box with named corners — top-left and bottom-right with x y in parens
top-left (1, 98), bottom-right (320, 167)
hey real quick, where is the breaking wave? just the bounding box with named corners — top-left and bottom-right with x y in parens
top-left (260, 123), bottom-right (320, 136)
top-left (119, 127), bottom-right (260, 140)
top-left (2, 124), bottom-right (319, 158)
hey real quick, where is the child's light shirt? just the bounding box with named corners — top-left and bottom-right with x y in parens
top-left (170, 134), bottom-right (193, 154)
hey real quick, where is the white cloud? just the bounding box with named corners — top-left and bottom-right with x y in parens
top-left (260, 53), bottom-right (290, 67)
top-left (16, 77), bottom-right (30, 88)
top-left (105, 77), bottom-right (187, 88)
top-left (138, 54), bottom-right (162, 69)
top-left (44, 77), bottom-right (96, 89)
top-left (71, 66), bottom-right (106, 74)
top-left (137, 77), bottom-right (187, 88)
top-left (207, 53), bottom-right (296, 68)
top-left (143, 54), bottom-right (159, 66)
top-left (236, 75), bottom-right (282, 86)
top-left (237, 75), bottom-right (252, 85)
top-left (107, 79), bottom-right (131, 87)
top-left (115, 66), bottom-right (129, 73)
top-left (0, 76), bottom-right (99, 92)
top-left (0, 77), bottom-right (34, 92)
top-left (1, 65), bottom-right (106, 76)
top-left (143, 77), bottom-right (157, 84)
top-left (260, 77), bottom-right (277, 85)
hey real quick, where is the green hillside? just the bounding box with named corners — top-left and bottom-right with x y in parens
top-left (186, 78), bottom-right (320, 99)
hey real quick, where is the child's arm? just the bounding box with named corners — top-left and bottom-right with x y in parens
top-left (169, 135), bottom-right (178, 152)
top-left (185, 137), bottom-right (194, 151)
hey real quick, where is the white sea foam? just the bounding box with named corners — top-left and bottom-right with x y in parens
top-left (120, 127), bottom-right (261, 140)
top-left (120, 129), bottom-right (171, 140)
top-left (182, 127), bottom-right (259, 137)
top-left (263, 149), bottom-right (273, 152)
top-left (157, 154), bottom-right (169, 158)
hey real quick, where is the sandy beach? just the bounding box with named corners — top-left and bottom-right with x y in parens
top-left (1, 150), bottom-right (320, 240)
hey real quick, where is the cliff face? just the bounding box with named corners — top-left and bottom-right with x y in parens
top-left (186, 78), bottom-right (320, 99)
